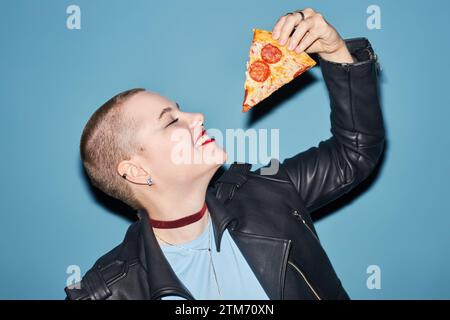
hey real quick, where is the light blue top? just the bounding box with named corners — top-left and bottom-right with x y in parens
top-left (159, 216), bottom-right (270, 300)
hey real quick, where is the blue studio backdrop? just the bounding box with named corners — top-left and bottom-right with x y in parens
top-left (1, 0), bottom-right (449, 299)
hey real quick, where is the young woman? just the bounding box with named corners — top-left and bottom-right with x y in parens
top-left (65, 8), bottom-right (385, 300)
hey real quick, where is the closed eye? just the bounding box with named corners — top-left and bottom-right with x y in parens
top-left (165, 118), bottom-right (179, 128)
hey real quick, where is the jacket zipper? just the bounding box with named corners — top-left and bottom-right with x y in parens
top-left (292, 210), bottom-right (321, 244)
top-left (287, 260), bottom-right (322, 300)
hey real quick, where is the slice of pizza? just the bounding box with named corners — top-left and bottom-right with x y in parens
top-left (242, 28), bottom-right (317, 112)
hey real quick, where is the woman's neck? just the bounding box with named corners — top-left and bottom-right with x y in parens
top-left (140, 182), bottom-right (211, 245)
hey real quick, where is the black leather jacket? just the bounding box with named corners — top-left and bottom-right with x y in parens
top-left (65, 38), bottom-right (385, 300)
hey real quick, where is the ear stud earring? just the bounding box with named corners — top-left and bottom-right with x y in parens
top-left (122, 173), bottom-right (154, 187)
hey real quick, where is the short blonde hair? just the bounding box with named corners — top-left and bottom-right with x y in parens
top-left (80, 88), bottom-right (145, 210)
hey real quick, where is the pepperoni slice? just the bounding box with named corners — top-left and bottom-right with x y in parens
top-left (261, 44), bottom-right (282, 64)
top-left (249, 60), bottom-right (270, 82)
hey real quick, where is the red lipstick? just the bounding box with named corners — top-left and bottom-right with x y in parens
top-left (195, 129), bottom-right (206, 145)
top-left (201, 137), bottom-right (215, 146)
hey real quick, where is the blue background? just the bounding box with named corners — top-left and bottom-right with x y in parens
top-left (1, 0), bottom-right (449, 299)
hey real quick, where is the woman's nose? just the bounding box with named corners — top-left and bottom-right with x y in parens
top-left (189, 113), bottom-right (205, 129)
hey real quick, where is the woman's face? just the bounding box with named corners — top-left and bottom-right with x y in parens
top-left (121, 91), bottom-right (227, 188)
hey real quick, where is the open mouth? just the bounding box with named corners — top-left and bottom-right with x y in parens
top-left (195, 128), bottom-right (215, 147)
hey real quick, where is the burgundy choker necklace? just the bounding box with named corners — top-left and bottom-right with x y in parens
top-left (149, 202), bottom-right (208, 229)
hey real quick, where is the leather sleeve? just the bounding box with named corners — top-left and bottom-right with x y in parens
top-left (281, 38), bottom-right (385, 212)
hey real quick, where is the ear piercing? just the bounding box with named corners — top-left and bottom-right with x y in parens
top-left (121, 173), bottom-right (154, 187)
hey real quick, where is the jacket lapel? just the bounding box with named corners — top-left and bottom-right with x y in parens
top-left (137, 211), bottom-right (195, 300)
top-left (206, 188), bottom-right (238, 252)
top-left (206, 188), bottom-right (291, 300)
top-left (135, 187), bottom-right (291, 300)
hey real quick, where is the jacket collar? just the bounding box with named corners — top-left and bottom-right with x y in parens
top-left (135, 186), bottom-right (290, 300)
top-left (205, 188), bottom-right (292, 300)
top-left (136, 211), bottom-right (193, 299)
top-left (135, 187), bottom-right (238, 300)
top-left (206, 187), bottom-right (239, 252)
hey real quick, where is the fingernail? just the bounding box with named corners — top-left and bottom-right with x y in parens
top-left (288, 43), bottom-right (294, 50)
top-left (272, 32), bottom-right (278, 39)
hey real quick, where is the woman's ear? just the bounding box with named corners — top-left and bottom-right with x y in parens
top-left (117, 160), bottom-right (149, 184)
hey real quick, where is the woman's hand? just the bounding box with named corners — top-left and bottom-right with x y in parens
top-left (272, 8), bottom-right (354, 64)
